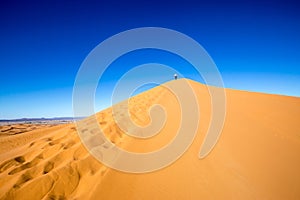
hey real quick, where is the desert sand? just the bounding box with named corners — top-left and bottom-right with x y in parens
top-left (0, 79), bottom-right (300, 199)
top-left (0, 124), bottom-right (57, 137)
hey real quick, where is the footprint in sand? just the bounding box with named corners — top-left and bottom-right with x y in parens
top-left (9, 156), bottom-right (42, 175)
top-left (29, 142), bottom-right (35, 147)
top-left (99, 121), bottom-right (107, 125)
top-left (62, 140), bottom-right (76, 150)
top-left (0, 156), bottom-right (26, 173)
top-left (14, 156), bottom-right (26, 163)
top-left (48, 138), bottom-right (61, 146)
top-left (43, 161), bottom-right (54, 174)
top-left (48, 194), bottom-right (66, 200)
top-left (13, 171), bottom-right (33, 189)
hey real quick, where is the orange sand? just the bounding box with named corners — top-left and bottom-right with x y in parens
top-left (0, 79), bottom-right (299, 199)
top-left (0, 124), bottom-right (56, 137)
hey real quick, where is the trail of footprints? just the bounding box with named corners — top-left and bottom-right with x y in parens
top-left (0, 86), bottom-right (166, 199)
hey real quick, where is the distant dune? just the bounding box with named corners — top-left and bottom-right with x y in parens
top-left (0, 79), bottom-right (299, 200)
top-left (0, 117), bottom-right (84, 126)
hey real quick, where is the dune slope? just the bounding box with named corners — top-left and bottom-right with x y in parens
top-left (0, 79), bottom-right (299, 200)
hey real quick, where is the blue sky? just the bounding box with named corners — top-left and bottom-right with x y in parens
top-left (0, 0), bottom-right (299, 119)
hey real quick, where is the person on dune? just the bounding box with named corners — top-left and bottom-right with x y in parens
top-left (174, 73), bottom-right (178, 80)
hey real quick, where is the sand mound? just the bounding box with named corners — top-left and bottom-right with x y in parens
top-left (0, 79), bottom-right (299, 199)
top-left (0, 124), bottom-right (56, 137)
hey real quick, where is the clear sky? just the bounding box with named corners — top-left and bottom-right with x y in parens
top-left (0, 0), bottom-right (299, 119)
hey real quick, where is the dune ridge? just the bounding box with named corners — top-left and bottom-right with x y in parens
top-left (0, 79), bottom-right (300, 199)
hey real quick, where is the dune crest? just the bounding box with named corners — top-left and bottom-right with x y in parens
top-left (0, 79), bottom-right (300, 199)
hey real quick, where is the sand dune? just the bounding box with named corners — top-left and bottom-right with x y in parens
top-left (0, 79), bottom-right (300, 199)
top-left (0, 124), bottom-right (56, 137)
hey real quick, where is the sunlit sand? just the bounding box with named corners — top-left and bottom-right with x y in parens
top-left (0, 79), bottom-right (299, 199)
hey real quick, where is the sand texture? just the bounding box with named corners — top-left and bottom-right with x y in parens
top-left (0, 79), bottom-right (300, 199)
top-left (0, 124), bottom-right (56, 137)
